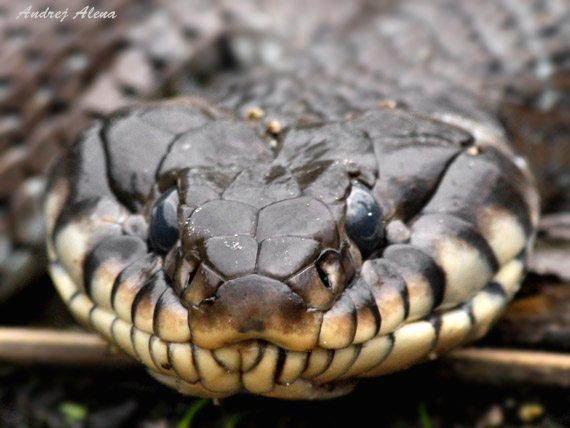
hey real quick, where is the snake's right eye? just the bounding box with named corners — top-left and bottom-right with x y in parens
top-left (149, 187), bottom-right (180, 253)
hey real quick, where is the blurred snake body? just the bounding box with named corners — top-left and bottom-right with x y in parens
top-left (3, 0), bottom-right (570, 399)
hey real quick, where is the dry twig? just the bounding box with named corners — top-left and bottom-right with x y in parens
top-left (0, 328), bottom-right (135, 367)
top-left (442, 348), bottom-right (570, 387)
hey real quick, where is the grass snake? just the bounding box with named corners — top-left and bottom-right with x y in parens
top-left (2, 0), bottom-right (569, 399)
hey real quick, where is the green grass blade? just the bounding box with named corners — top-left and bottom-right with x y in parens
top-left (177, 398), bottom-right (211, 428)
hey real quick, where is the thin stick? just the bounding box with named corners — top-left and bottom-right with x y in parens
top-left (449, 348), bottom-right (570, 370)
top-left (0, 328), bottom-right (135, 367)
top-left (442, 348), bottom-right (570, 387)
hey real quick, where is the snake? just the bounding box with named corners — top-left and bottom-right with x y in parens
top-left (1, 0), bottom-right (569, 399)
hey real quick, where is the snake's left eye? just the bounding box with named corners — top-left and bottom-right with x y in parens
top-left (345, 181), bottom-right (384, 257)
top-left (149, 187), bottom-right (179, 253)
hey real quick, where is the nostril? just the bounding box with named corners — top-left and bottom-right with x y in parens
top-left (180, 261), bottom-right (224, 307)
top-left (316, 250), bottom-right (347, 295)
top-left (186, 263), bottom-right (199, 287)
top-left (174, 251), bottom-right (200, 295)
top-left (316, 263), bottom-right (332, 290)
top-left (287, 265), bottom-right (336, 311)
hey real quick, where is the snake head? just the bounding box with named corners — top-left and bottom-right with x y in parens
top-left (45, 99), bottom-right (537, 398)
top-left (139, 110), bottom-right (383, 351)
top-left (45, 100), bottom-right (380, 351)
top-left (146, 176), bottom-right (382, 351)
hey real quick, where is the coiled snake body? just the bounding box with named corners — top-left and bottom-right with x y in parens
top-left (2, 0), bottom-right (569, 399)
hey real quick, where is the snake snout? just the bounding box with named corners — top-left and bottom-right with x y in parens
top-left (188, 274), bottom-right (323, 351)
top-left (166, 191), bottom-right (361, 351)
top-left (169, 236), bottom-right (358, 351)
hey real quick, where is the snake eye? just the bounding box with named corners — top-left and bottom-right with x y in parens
top-left (345, 181), bottom-right (384, 257)
top-left (149, 187), bottom-right (180, 253)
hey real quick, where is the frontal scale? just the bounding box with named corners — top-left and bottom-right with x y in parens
top-left (45, 99), bottom-right (537, 399)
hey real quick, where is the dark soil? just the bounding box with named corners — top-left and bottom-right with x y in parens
top-left (1, 361), bottom-right (569, 428)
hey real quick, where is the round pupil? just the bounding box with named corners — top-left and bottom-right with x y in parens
top-left (345, 181), bottom-right (383, 257)
top-left (149, 187), bottom-right (179, 253)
